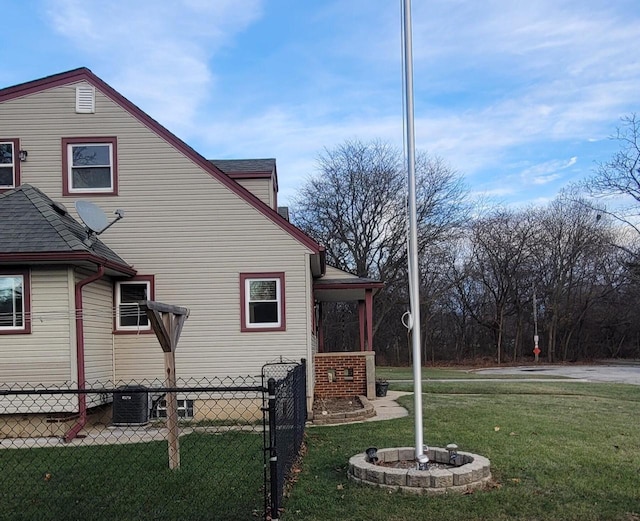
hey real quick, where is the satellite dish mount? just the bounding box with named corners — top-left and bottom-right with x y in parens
top-left (75, 200), bottom-right (125, 245)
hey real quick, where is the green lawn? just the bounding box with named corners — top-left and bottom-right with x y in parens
top-left (284, 381), bottom-right (640, 521)
top-left (0, 431), bottom-right (264, 521)
top-left (376, 366), bottom-right (571, 381)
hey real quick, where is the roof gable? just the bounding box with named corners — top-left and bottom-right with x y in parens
top-left (0, 68), bottom-right (321, 258)
top-left (0, 184), bottom-right (134, 275)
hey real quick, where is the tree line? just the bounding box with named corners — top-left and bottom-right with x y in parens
top-left (292, 116), bottom-right (640, 364)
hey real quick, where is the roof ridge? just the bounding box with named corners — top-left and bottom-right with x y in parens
top-left (0, 69), bottom-right (323, 258)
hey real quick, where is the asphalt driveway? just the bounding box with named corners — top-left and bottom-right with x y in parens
top-left (475, 362), bottom-right (640, 385)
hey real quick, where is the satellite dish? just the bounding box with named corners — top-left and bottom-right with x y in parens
top-left (75, 200), bottom-right (109, 234)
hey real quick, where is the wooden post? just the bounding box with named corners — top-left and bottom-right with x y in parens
top-left (163, 312), bottom-right (180, 470)
top-left (141, 300), bottom-right (189, 470)
top-left (164, 349), bottom-right (180, 469)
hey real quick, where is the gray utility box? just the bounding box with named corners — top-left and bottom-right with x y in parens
top-left (112, 385), bottom-right (149, 426)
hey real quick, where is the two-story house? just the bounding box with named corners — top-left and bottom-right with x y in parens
top-left (0, 68), bottom-right (382, 430)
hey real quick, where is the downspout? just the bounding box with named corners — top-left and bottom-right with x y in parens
top-left (64, 264), bottom-right (105, 443)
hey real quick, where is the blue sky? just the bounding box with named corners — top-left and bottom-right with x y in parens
top-left (2, 0), bottom-right (639, 206)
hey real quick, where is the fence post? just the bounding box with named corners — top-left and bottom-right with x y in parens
top-left (267, 377), bottom-right (279, 520)
top-left (298, 358), bottom-right (307, 447)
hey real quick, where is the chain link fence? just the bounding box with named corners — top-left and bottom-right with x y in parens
top-left (0, 376), bottom-right (272, 521)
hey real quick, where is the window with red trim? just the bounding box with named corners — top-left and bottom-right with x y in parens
top-left (0, 269), bottom-right (31, 334)
top-left (0, 139), bottom-right (21, 191)
top-left (62, 137), bottom-right (118, 195)
top-left (240, 273), bottom-right (286, 332)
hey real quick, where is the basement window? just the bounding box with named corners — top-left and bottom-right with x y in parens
top-left (151, 399), bottom-right (194, 419)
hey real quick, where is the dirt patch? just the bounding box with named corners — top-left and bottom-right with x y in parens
top-left (312, 396), bottom-right (363, 416)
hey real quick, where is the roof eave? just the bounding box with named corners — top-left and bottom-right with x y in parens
top-left (0, 252), bottom-right (136, 277)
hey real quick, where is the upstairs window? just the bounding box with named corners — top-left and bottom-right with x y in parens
top-left (0, 139), bottom-right (20, 191)
top-left (62, 137), bottom-right (118, 195)
top-left (240, 273), bottom-right (286, 332)
top-left (115, 277), bottom-right (154, 332)
top-left (0, 271), bottom-right (30, 334)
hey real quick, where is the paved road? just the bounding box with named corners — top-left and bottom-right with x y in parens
top-left (475, 363), bottom-right (640, 385)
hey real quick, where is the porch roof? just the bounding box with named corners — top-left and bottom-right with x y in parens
top-left (313, 266), bottom-right (383, 302)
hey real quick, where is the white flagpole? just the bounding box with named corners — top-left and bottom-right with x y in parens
top-left (401, 0), bottom-right (424, 460)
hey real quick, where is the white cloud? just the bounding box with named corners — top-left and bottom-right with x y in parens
top-left (44, 0), bottom-right (263, 130)
top-left (519, 157), bottom-right (578, 186)
top-left (34, 0), bottom-right (640, 206)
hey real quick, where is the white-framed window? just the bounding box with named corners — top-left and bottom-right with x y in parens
top-left (0, 139), bottom-right (19, 190)
top-left (115, 279), bottom-right (152, 331)
top-left (0, 273), bottom-right (29, 333)
top-left (240, 272), bottom-right (285, 331)
top-left (151, 399), bottom-right (194, 419)
top-left (62, 137), bottom-right (117, 195)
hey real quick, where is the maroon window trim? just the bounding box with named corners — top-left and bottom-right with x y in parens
top-left (62, 136), bottom-right (118, 196)
top-left (0, 268), bottom-right (31, 335)
top-left (113, 275), bottom-right (155, 334)
top-left (0, 138), bottom-right (21, 193)
top-left (240, 272), bottom-right (286, 332)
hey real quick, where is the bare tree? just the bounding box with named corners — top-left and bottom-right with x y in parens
top-left (582, 114), bottom-right (640, 234)
top-left (292, 139), bottom-right (468, 353)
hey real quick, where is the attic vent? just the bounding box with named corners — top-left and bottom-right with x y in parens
top-left (51, 201), bottom-right (68, 216)
top-left (76, 85), bottom-right (95, 113)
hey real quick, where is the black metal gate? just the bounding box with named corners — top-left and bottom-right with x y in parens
top-left (262, 359), bottom-right (307, 520)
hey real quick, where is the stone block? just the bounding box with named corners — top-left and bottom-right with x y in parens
top-left (450, 467), bottom-right (472, 486)
top-left (380, 448), bottom-right (398, 463)
top-left (366, 466), bottom-right (386, 484)
top-left (406, 469), bottom-right (431, 488)
top-left (469, 462), bottom-right (483, 482)
top-left (398, 447), bottom-right (414, 461)
top-left (384, 467), bottom-right (407, 486)
top-left (429, 449), bottom-right (449, 463)
top-left (430, 469), bottom-right (454, 488)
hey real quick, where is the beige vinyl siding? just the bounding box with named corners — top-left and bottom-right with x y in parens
top-left (0, 268), bottom-right (73, 385)
top-left (0, 82), bottom-right (314, 381)
top-left (235, 178), bottom-right (274, 208)
top-left (77, 271), bottom-right (114, 389)
top-left (0, 268), bottom-right (79, 413)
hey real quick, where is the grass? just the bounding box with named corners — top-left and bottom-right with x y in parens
top-left (0, 431), bottom-right (264, 521)
top-left (284, 381), bottom-right (640, 521)
top-left (376, 366), bottom-right (571, 381)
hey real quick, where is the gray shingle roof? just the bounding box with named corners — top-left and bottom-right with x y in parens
top-left (0, 184), bottom-right (133, 272)
top-left (209, 159), bottom-right (275, 174)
